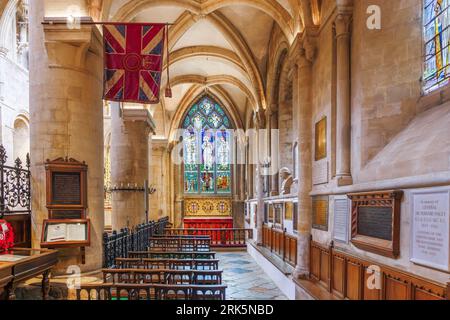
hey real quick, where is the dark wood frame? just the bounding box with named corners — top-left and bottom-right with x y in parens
top-left (45, 157), bottom-right (87, 219)
top-left (348, 190), bottom-right (403, 258)
top-left (40, 219), bottom-right (91, 249)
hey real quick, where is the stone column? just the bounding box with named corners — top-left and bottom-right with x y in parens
top-left (335, 4), bottom-right (353, 186)
top-left (294, 50), bottom-right (314, 279)
top-left (29, 1), bottom-right (104, 273)
top-left (110, 105), bottom-right (155, 230)
top-left (269, 108), bottom-right (279, 196)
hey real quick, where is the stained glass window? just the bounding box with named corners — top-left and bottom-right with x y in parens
top-left (182, 95), bottom-right (233, 194)
top-left (423, 0), bottom-right (450, 93)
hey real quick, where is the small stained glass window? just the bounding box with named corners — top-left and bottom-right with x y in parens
top-left (423, 0), bottom-right (450, 93)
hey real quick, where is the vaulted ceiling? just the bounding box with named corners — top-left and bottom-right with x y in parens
top-left (43, 0), bottom-right (325, 137)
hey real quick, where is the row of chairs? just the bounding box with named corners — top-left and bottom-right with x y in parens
top-left (76, 234), bottom-right (226, 300)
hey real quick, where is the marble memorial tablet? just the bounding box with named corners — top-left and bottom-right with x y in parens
top-left (411, 190), bottom-right (450, 272)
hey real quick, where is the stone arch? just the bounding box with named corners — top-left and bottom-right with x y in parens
top-left (168, 83), bottom-right (243, 142)
top-left (112, 0), bottom-right (295, 42)
top-left (13, 113), bottom-right (29, 161)
top-left (0, 0), bottom-right (18, 52)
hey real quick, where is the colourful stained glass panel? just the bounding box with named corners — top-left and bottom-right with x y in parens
top-left (423, 0), bottom-right (450, 93)
top-left (182, 95), bottom-right (233, 195)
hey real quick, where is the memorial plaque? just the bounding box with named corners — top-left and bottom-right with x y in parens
top-left (411, 190), bottom-right (450, 272)
top-left (312, 196), bottom-right (329, 231)
top-left (313, 160), bottom-right (328, 185)
top-left (315, 117), bottom-right (327, 161)
top-left (357, 207), bottom-right (393, 241)
top-left (285, 202), bottom-right (294, 221)
top-left (349, 190), bottom-right (403, 258)
top-left (333, 198), bottom-right (349, 243)
top-left (274, 203), bottom-right (283, 224)
top-left (52, 172), bottom-right (81, 205)
top-left (45, 157), bottom-right (88, 220)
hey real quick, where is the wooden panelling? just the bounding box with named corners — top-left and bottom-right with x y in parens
top-left (345, 261), bottom-right (361, 300)
top-left (384, 276), bottom-right (408, 300)
top-left (363, 266), bottom-right (381, 300)
top-left (332, 255), bottom-right (345, 297)
top-left (309, 240), bottom-right (449, 300)
top-left (262, 225), bottom-right (297, 267)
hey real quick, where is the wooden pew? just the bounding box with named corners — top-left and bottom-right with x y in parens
top-left (148, 237), bottom-right (211, 252)
top-left (76, 283), bottom-right (227, 300)
top-left (116, 258), bottom-right (220, 270)
top-left (102, 269), bottom-right (223, 285)
top-left (128, 251), bottom-right (216, 260)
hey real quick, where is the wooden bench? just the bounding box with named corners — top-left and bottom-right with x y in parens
top-left (148, 237), bottom-right (211, 252)
top-left (76, 283), bottom-right (227, 300)
top-left (116, 258), bottom-right (220, 270)
top-left (128, 251), bottom-right (216, 260)
top-left (102, 268), bottom-right (223, 285)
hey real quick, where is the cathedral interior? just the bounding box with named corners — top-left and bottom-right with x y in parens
top-left (0, 0), bottom-right (450, 303)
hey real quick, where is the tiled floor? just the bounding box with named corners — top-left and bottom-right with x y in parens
top-left (217, 252), bottom-right (287, 300)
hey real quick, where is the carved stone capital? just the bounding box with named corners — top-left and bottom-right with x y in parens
top-left (334, 1), bottom-right (353, 37)
top-left (122, 109), bottom-right (157, 134)
top-left (289, 32), bottom-right (317, 71)
top-left (43, 17), bottom-right (102, 72)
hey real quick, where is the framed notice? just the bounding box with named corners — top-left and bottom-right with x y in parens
top-left (312, 196), bottom-right (329, 231)
top-left (315, 117), bottom-right (327, 161)
top-left (410, 189), bottom-right (450, 272)
top-left (348, 190), bottom-right (403, 258)
top-left (333, 197), bottom-right (350, 243)
top-left (41, 219), bottom-right (91, 248)
top-left (45, 157), bottom-right (87, 219)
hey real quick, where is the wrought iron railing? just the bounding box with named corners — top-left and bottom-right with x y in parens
top-left (0, 146), bottom-right (31, 216)
top-left (0, 145), bottom-right (31, 247)
top-left (103, 217), bottom-right (169, 268)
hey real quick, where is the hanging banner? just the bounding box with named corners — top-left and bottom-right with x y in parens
top-left (103, 23), bottom-right (166, 104)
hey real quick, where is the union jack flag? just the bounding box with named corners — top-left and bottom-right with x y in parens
top-left (103, 23), bottom-right (166, 104)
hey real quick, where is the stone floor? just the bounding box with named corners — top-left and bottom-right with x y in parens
top-left (217, 251), bottom-right (287, 300)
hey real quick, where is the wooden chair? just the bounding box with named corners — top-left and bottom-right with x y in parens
top-left (76, 283), bottom-right (227, 300)
top-left (116, 258), bottom-right (220, 270)
top-left (128, 251), bottom-right (216, 260)
top-left (102, 269), bottom-right (223, 285)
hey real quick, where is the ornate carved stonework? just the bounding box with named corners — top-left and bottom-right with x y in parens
top-left (184, 198), bottom-right (232, 217)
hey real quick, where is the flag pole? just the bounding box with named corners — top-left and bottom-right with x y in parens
top-left (41, 20), bottom-right (175, 26)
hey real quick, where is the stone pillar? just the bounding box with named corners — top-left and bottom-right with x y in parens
top-left (29, 2), bottom-right (104, 273)
top-left (294, 50), bottom-right (314, 279)
top-left (269, 108), bottom-right (279, 196)
top-left (149, 138), bottom-right (169, 221)
top-left (110, 105), bottom-right (155, 230)
top-left (334, 4), bottom-right (353, 186)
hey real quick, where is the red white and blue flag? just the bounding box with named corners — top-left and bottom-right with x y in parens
top-left (103, 23), bottom-right (166, 104)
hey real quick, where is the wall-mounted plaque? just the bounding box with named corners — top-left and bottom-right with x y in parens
top-left (312, 196), bottom-right (329, 231)
top-left (348, 190), bottom-right (403, 258)
top-left (333, 198), bottom-right (349, 243)
top-left (315, 117), bottom-right (327, 161)
top-left (411, 189), bottom-right (450, 272)
top-left (268, 203), bottom-right (275, 222)
top-left (285, 202), bottom-right (294, 221)
top-left (45, 157), bottom-right (87, 219)
top-left (274, 203), bottom-right (283, 225)
top-left (293, 202), bottom-right (298, 231)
